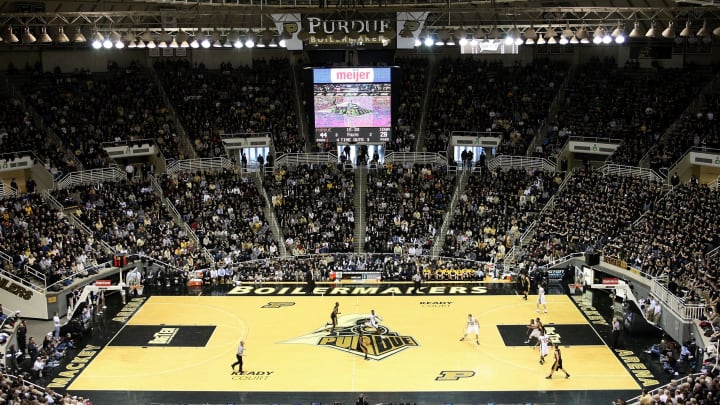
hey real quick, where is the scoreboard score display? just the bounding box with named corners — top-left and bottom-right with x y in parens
top-left (311, 67), bottom-right (393, 143)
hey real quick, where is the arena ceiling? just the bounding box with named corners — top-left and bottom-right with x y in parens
top-left (1, 0), bottom-right (720, 45)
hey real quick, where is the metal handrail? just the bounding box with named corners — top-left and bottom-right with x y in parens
top-left (166, 157), bottom-right (235, 175)
top-left (650, 277), bottom-right (706, 321)
top-left (486, 155), bottom-right (557, 172)
top-left (0, 182), bottom-right (18, 199)
top-left (599, 163), bottom-right (666, 184)
top-left (384, 151), bottom-right (447, 165)
top-left (56, 167), bottom-right (126, 190)
top-left (273, 152), bottom-right (339, 167)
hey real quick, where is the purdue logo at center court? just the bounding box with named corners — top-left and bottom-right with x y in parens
top-left (282, 314), bottom-right (419, 361)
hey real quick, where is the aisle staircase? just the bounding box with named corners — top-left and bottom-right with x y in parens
top-left (250, 170), bottom-right (288, 257)
top-left (430, 168), bottom-right (471, 256)
top-left (353, 166), bottom-right (368, 253)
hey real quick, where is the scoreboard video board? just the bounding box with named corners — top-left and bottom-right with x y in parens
top-left (311, 67), bottom-right (394, 143)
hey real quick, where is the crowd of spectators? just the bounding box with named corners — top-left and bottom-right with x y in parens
top-left (0, 194), bottom-right (105, 287)
top-left (50, 178), bottom-right (208, 272)
top-left (441, 168), bottom-right (560, 262)
top-left (424, 58), bottom-right (568, 156)
top-left (21, 62), bottom-right (186, 169)
top-left (392, 57), bottom-right (428, 152)
top-left (647, 93), bottom-right (720, 174)
top-left (365, 163), bottom-right (454, 254)
top-left (0, 372), bottom-right (90, 404)
top-left (222, 253), bottom-right (488, 284)
top-left (265, 164), bottom-right (355, 255)
top-left (628, 371), bottom-right (720, 404)
top-left (544, 58), bottom-right (704, 165)
top-left (155, 59), bottom-right (304, 158)
top-left (520, 168), bottom-right (665, 267)
top-left (160, 170), bottom-right (278, 265)
top-left (0, 96), bottom-right (78, 179)
top-left (603, 182), bottom-right (720, 303)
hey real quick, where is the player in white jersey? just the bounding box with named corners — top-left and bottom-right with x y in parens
top-left (366, 309), bottom-right (384, 338)
top-left (536, 285), bottom-right (548, 313)
top-left (536, 329), bottom-right (550, 364)
top-left (460, 314), bottom-right (480, 345)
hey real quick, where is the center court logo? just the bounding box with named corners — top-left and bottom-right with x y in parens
top-left (282, 314), bottom-right (418, 360)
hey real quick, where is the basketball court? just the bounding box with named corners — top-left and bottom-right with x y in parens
top-left (51, 285), bottom-right (643, 404)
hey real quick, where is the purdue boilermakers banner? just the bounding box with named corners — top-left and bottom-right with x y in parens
top-left (272, 12), bottom-right (428, 50)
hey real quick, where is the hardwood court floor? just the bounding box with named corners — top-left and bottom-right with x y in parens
top-left (64, 293), bottom-right (640, 404)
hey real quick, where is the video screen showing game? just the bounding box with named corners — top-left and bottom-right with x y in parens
top-left (312, 68), bottom-right (392, 143)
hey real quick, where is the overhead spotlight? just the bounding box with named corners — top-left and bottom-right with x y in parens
top-left (122, 30), bottom-right (135, 44)
top-left (22, 27), bottom-right (36, 44)
top-left (70, 27), bottom-right (85, 43)
top-left (245, 30), bottom-right (255, 48)
top-left (593, 27), bottom-right (604, 44)
top-left (158, 31), bottom-right (171, 47)
top-left (504, 27), bottom-right (519, 46)
top-left (136, 38), bottom-right (146, 48)
top-left (561, 23), bottom-right (574, 40)
top-left (612, 23), bottom-right (626, 44)
top-left (5, 27), bottom-right (19, 43)
top-left (436, 28), bottom-right (450, 43)
top-left (146, 39), bottom-right (156, 49)
top-left (222, 34), bottom-right (232, 48)
top-left (55, 26), bottom-right (70, 43)
top-left (213, 32), bottom-right (223, 48)
top-left (680, 20), bottom-right (693, 37)
top-left (662, 21), bottom-right (675, 39)
top-left (559, 36), bottom-right (568, 45)
top-left (201, 34), bottom-right (211, 48)
top-left (127, 40), bottom-right (136, 48)
top-left (524, 26), bottom-right (537, 44)
top-left (576, 26), bottom-right (589, 43)
top-left (488, 27), bottom-right (501, 41)
top-left (473, 28), bottom-right (485, 41)
top-left (175, 30), bottom-right (189, 45)
top-left (459, 34), bottom-right (469, 46)
top-left (170, 36), bottom-right (179, 48)
top-left (453, 28), bottom-right (466, 41)
top-left (260, 28), bottom-right (276, 44)
top-left (107, 31), bottom-right (122, 48)
top-left (536, 35), bottom-right (546, 45)
top-left (38, 27), bottom-right (52, 44)
top-left (629, 21), bottom-right (645, 38)
top-left (413, 38), bottom-right (421, 47)
top-left (423, 35), bottom-right (434, 47)
top-left (232, 31), bottom-right (244, 48)
top-left (91, 30), bottom-right (104, 49)
top-left (646, 21), bottom-right (660, 38)
top-left (697, 20), bottom-right (711, 38)
top-left (714, 26), bottom-right (720, 37)
top-left (544, 26), bottom-right (556, 43)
